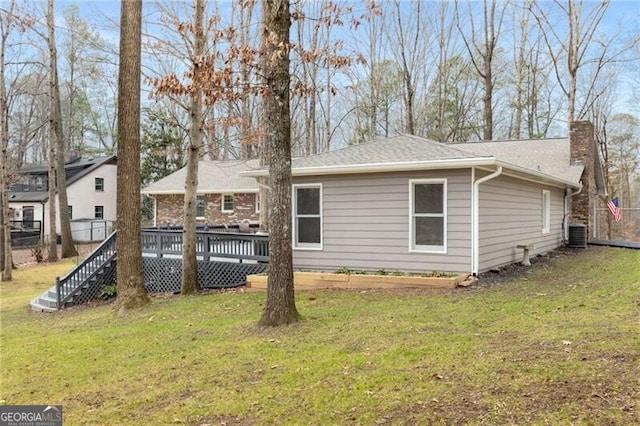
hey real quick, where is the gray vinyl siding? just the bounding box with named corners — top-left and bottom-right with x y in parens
top-left (478, 174), bottom-right (564, 272)
top-left (292, 170), bottom-right (472, 273)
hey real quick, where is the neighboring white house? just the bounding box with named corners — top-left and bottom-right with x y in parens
top-left (8, 156), bottom-right (117, 243)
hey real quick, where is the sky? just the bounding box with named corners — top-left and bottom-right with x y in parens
top-left (62, 0), bottom-right (640, 33)
top-left (42, 0), bottom-right (640, 129)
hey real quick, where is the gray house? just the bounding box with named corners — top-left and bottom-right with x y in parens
top-left (243, 121), bottom-right (605, 275)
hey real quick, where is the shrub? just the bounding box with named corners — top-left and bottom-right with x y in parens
top-left (99, 284), bottom-right (117, 300)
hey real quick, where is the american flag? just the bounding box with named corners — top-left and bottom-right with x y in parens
top-left (607, 197), bottom-right (622, 223)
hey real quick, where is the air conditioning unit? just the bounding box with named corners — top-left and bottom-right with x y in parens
top-left (568, 224), bottom-right (587, 248)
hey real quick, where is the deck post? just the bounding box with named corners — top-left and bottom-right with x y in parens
top-left (55, 277), bottom-right (61, 309)
top-left (204, 234), bottom-right (210, 262)
top-left (156, 232), bottom-right (162, 258)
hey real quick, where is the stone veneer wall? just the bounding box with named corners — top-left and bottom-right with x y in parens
top-left (155, 193), bottom-right (259, 226)
top-left (569, 121), bottom-right (597, 238)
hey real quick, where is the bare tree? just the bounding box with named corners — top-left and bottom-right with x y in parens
top-left (388, 0), bottom-right (425, 135)
top-left (509, 1), bottom-right (532, 138)
top-left (0, 6), bottom-right (11, 280)
top-left (0, 0), bottom-right (30, 280)
top-left (47, 0), bottom-right (76, 259)
top-left (531, 0), bottom-right (620, 124)
top-left (114, 0), bottom-right (149, 312)
top-left (456, 0), bottom-right (506, 140)
top-left (180, 0), bottom-right (205, 294)
top-left (258, 0), bottom-right (299, 327)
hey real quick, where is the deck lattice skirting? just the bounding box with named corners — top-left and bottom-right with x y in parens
top-left (30, 229), bottom-right (269, 311)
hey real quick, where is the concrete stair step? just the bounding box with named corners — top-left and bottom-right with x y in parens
top-left (30, 294), bottom-right (58, 311)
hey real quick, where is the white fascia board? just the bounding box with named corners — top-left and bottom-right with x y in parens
top-left (141, 188), bottom-right (259, 195)
top-left (240, 157), bottom-right (581, 189)
top-left (240, 157), bottom-right (496, 177)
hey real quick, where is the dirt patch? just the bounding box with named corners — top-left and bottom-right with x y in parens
top-left (12, 243), bottom-right (97, 268)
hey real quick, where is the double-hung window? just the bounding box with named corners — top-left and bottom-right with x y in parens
top-left (95, 205), bottom-right (104, 219)
top-left (410, 179), bottom-right (446, 253)
top-left (221, 194), bottom-right (234, 212)
top-left (293, 184), bottom-right (322, 249)
top-left (196, 195), bottom-right (205, 218)
top-left (95, 177), bottom-right (104, 192)
top-left (541, 190), bottom-right (550, 234)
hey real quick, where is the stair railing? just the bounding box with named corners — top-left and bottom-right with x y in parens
top-left (56, 231), bottom-right (117, 309)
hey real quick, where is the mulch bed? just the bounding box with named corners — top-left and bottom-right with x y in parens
top-left (474, 246), bottom-right (584, 287)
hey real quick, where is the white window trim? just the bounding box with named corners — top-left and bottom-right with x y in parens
top-left (409, 178), bottom-right (447, 254)
top-left (255, 193), bottom-right (260, 214)
top-left (542, 189), bottom-right (551, 234)
top-left (196, 195), bottom-right (206, 219)
top-left (292, 183), bottom-right (323, 250)
top-left (221, 193), bottom-right (234, 213)
top-left (95, 177), bottom-right (104, 192)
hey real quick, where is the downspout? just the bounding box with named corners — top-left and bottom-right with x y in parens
top-left (153, 196), bottom-right (157, 227)
top-left (40, 200), bottom-right (46, 244)
top-left (472, 166), bottom-right (503, 276)
top-left (563, 185), bottom-right (582, 241)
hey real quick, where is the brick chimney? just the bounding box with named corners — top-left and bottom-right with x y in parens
top-left (569, 121), bottom-right (597, 238)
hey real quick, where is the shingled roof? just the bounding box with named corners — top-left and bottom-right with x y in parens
top-left (453, 138), bottom-right (584, 184)
top-left (289, 135), bottom-right (484, 167)
top-left (241, 134), bottom-right (583, 189)
top-left (142, 159), bottom-right (260, 195)
top-left (9, 156), bottom-right (116, 203)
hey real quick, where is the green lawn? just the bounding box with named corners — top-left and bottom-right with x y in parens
top-left (1, 247), bottom-right (639, 425)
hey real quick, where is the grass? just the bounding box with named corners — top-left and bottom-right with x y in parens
top-left (1, 247), bottom-right (639, 425)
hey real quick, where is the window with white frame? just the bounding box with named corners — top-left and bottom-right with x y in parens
top-left (255, 193), bottom-right (260, 213)
top-left (221, 194), bottom-right (234, 212)
top-left (542, 190), bottom-right (550, 234)
top-left (95, 177), bottom-right (104, 192)
top-left (410, 179), bottom-right (446, 252)
top-left (95, 205), bottom-right (104, 219)
top-left (293, 184), bottom-right (322, 249)
top-left (196, 195), bottom-right (205, 218)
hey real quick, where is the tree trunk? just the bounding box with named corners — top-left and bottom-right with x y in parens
top-left (0, 194), bottom-right (4, 273)
top-left (181, 0), bottom-right (205, 295)
top-left (483, 59), bottom-right (493, 141)
top-left (114, 0), bottom-right (149, 312)
top-left (48, 0), bottom-right (77, 259)
top-left (0, 14), bottom-right (12, 280)
top-left (181, 143), bottom-right (199, 294)
top-left (0, 135), bottom-right (11, 281)
top-left (47, 130), bottom-right (57, 261)
top-left (259, 129), bottom-right (270, 231)
top-left (43, 3), bottom-right (61, 262)
top-left (567, 0), bottom-right (577, 123)
top-left (258, 0), bottom-right (299, 327)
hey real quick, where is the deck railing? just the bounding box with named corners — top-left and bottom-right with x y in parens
top-left (56, 231), bottom-right (117, 308)
top-left (141, 229), bottom-right (269, 263)
top-left (54, 229), bottom-right (269, 309)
